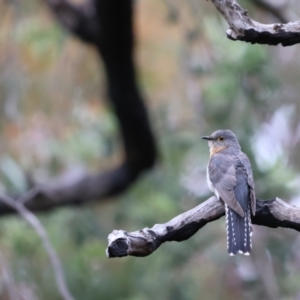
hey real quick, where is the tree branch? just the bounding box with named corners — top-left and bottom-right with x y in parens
top-left (210, 0), bottom-right (300, 46)
top-left (0, 163), bottom-right (141, 216)
top-left (0, 193), bottom-right (74, 300)
top-left (106, 196), bottom-right (300, 258)
top-left (0, 0), bottom-right (158, 217)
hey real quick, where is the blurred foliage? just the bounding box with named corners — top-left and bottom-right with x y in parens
top-left (1, 0), bottom-right (300, 299)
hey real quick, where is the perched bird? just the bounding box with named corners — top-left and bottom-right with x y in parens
top-left (202, 129), bottom-right (256, 256)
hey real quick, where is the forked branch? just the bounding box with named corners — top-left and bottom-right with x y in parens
top-left (106, 196), bottom-right (300, 258)
top-left (210, 0), bottom-right (300, 46)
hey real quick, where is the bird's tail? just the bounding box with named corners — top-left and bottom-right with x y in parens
top-left (225, 204), bottom-right (252, 256)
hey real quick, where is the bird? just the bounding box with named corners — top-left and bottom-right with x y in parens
top-left (202, 129), bottom-right (256, 256)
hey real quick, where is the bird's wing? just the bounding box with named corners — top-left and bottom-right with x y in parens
top-left (238, 152), bottom-right (256, 215)
top-left (208, 153), bottom-right (244, 217)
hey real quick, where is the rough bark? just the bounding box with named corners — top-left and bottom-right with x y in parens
top-left (106, 197), bottom-right (300, 258)
top-left (210, 0), bottom-right (300, 46)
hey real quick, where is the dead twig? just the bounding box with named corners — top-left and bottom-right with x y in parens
top-left (0, 193), bottom-right (75, 300)
top-left (106, 196), bottom-right (300, 258)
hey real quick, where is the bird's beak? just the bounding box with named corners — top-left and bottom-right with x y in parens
top-left (201, 136), bottom-right (212, 141)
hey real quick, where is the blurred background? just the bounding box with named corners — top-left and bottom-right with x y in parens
top-left (1, 0), bottom-right (300, 299)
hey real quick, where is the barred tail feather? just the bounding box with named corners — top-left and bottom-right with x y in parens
top-left (225, 204), bottom-right (252, 256)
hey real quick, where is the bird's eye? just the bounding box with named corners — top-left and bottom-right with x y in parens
top-left (218, 136), bottom-right (224, 141)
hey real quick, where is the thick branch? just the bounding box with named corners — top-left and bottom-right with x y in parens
top-left (210, 0), bottom-right (300, 46)
top-left (106, 196), bottom-right (300, 258)
top-left (0, 163), bottom-right (140, 215)
top-left (25, 0), bottom-right (156, 214)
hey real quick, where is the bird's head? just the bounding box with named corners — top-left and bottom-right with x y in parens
top-left (202, 129), bottom-right (241, 156)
